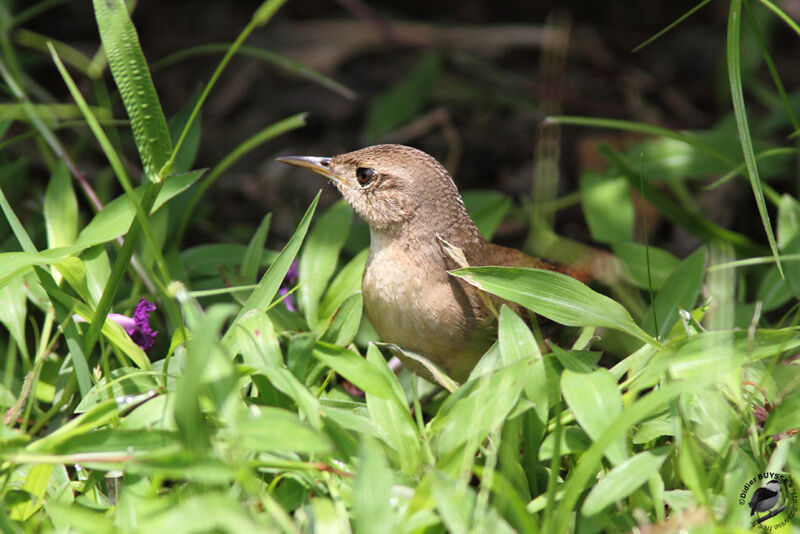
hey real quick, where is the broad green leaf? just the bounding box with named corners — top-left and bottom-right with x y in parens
top-left (582, 447), bottom-right (671, 514)
top-left (462, 190), bottom-right (512, 240)
top-left (312, 342), bottom-right (395, 399)
top-left (54, 256), bottom-right (92, 304)
top-left (299, 199), bottom-right (352, 329)
top-left (44, 505), bottom-right (114, 534)
top-left (636, 329), bottom-right (800, 385)
top-left (612, 242), bottom-right (679, 290)
top-left (764, 389), bottom-right (800, 436)
top-left (231, 309), bottom-right (282, 368)
top-left (76, 169), bottom-right (204, 248)
top-left (551, 382), bottom-right (691, 532)
top-left (0, 249), bottom-right (81, 292)
top-left (176, 304), bottom-right (236, 451)
top-left (51, 429), bottom-right (178, 455)
top-left (429, 471), bottom-right (475, 533)
top-left (44, 161), bottom-right (78, 248)
top-left (777, 195), bottom-right (800, 298)
top-left (539, 427), bottom-right (591, 460)
top-left (310, 497), bottom-right (350, 534)
top-left (452, 266), bottom-right (658, 346)
top-left (432, 358), bottom-right (532, 458)
top-left (8, 464), bottom-right (52, 521)
top-left (365, 344), bottom-right (420, 474)
top-left (497, 306), bottom-right (547, 423)
top-left (320, 292), bottom-right (362, 346)
top-left (318, 248), bottom-right (368, 325)
top-left (561, 368), bottom-right (628, 465)
top-left (138, 493), bottom-right (264, 533)
top-left (677, 432), bottom-right (709, 506)
top-left (235, 405), bottom-right (330, 453)
top-left (93, 0), bottom-right (172, 179)
top-left (353, 438), bottom-right (397, 534)
top-left (241, 213), bottom-right (271, 283)
top-left (580, 172), bottom-right (634, 243)
top-left (249, 364), bottom-right (322, 430)
top-left (645, 247), bottom-right (706, 339)
top-left (81, 245), bottom-right (111, 306)
top-left (0, 276), bottom-right (27, 359)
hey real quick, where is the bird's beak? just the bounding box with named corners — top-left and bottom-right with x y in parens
top-left (276, 155), bottom-right (340, 183)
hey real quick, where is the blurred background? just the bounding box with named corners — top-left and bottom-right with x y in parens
top-left (14, 0), bottom-right (800, 258)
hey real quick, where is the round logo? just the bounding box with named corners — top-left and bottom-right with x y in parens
top-left (738, 472), bottom-right (797, 530)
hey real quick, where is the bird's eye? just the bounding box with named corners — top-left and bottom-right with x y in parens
top-left (356, 167), bottom-right (375, 186)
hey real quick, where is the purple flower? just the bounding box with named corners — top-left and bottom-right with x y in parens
top-left (73, 298), bottom-right (158, 350)
top-left (279, 260), bottom-right (299, 312)
top-left (108, 298), bottom-right (158, 350)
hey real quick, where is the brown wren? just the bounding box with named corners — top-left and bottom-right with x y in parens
top-left (279, 144), bottom-right (563, 382)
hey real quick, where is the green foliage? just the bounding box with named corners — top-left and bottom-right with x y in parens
top-left (1, 1), bottom-right (799, 533)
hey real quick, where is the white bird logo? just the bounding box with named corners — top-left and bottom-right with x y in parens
top-left (749, 479), bottom-right (782, 521)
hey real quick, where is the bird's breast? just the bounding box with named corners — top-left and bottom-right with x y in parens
top-left (362, 232), bottom-right (492, 381)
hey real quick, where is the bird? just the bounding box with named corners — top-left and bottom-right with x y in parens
top-left (749, 479), bottom-right (782, 519)
top-left (278, 144), bottom-right (584, 382)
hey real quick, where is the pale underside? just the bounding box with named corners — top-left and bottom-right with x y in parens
top-left (362, 228), bottom-right (547, 382)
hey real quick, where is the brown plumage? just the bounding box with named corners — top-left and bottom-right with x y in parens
top-left (279, 144), bottom-right (578, 382)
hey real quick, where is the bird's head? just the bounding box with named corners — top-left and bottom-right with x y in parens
top-left (278, 144), bottom-right (474, 235)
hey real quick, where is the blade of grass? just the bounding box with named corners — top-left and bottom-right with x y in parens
top-left (161, 0), bottom-right (289, 177)
top-left (550, 382), bottom-right (689, 532)
top-left (241, 213), bottom-right (272, 283)
top-left (152, 44), bottom-right (356, 100)
top-left (222, 192), bottom-right (320, 342)
top-left (632, 0), bottom-right (713, 52)
top-left (703, 147), bottom-right (795, 191)
top-left (50, 45), bottom-right (181, 348)
top-left (175, 112), bottom-right (306, 245)
top-left (93, 0), bottom-right (172, 181)
top-left (757, 0), bottom-right (800, 38)
top-left (727, 0), bottom-right (783, 277)
top-left (743, 3), bottom-right (800, 133)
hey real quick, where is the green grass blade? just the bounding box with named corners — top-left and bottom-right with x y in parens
top-left (223, 192), bottom-right (320, 340)
top-left (757, 0), bottom-right (800, 38)
top-left (299, 200), bottom-right (353, 329)
top-left (581, 447), bottom-right (671, 514)
top-left (93, 0), bottom-right (172, 181)
top-left (44, 161), bottom-right (78, 248)
top-left (727, 0), bottom-right (783, 277)
top-left (0, 185), bottom-right (37, 253)
top-left (744, 3), bottom-right (800, 133)
top-left (551, 382), bottom-right (688, 532)
top-left (561, 369), bottom-right (628, 466)
top-left (632, 0), bottom-right (713, 52)
top-left (163, 0), bottom-right (289, 177)
top-left (176, 112), bottom-right (307, 245)
top-left (241, 213), bottom-right (272, 283)
top-left (452, 266), bottom-right (662, 348)
top-left (152, 44), bottom-right (356, 100)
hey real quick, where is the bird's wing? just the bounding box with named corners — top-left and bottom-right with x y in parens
top-left (473, 242), bottom-right (592, 282)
